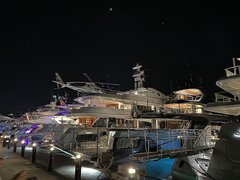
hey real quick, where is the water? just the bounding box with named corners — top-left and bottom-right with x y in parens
top-left (145, 158), bottom-right (176, 179)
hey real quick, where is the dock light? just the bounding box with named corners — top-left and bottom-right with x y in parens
top-left (4, 135), bottom-right (7, 138)
top-left (48, 147), bottom-right (54, 172)
top-left (128, 168), bottom-right (136, 174)
top-left (32, 142), bottom-right (37, 163)
top-left (13, 138), bottom-right (17, 153)
top-left (75, 154), bottom-right (82, 180)
top-left (21, 140), bottom-right (26, 157)
top-left (76, 154), bottom-right (81, 159)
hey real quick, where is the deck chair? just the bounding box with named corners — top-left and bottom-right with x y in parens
top-left (96, 151), bottom-right (114, 179)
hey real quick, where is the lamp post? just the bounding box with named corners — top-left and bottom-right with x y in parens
top-left (128, 168), bottom-right (137, 179)
top-left (48, 146), bottom-right (54, 172)
top-left (75, 154), bottom-right (82, 180)
top-left (32, 143), bottom-right (37, 163)
top-left (21, 140), bottom-right (25, 157)
top-left (3, 136), bottom-right (7, 147)
top-left (13, 138), bottom-right (17, 153)
top-left (6, 138), bottom-right (10, 149)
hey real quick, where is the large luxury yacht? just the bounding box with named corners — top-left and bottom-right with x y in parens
top-left (12, 95), bottom-right (82, 146)
top-left (22, 95), bottom-right (81, 124)
top-left (52, 64), bottom-right (213, 180)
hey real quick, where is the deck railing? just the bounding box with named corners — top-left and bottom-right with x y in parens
top-left (214, 89), bottom-right (240, 102)
top-left (128, 127), bottom-right (219, 161)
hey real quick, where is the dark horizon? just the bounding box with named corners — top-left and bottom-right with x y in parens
top-left (1, 2), bottom-right (240, 115)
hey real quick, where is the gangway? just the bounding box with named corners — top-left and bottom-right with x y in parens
top-left (130, 145), bottom-right (214, 161)
top-left (126, 127), bottom-right (218, 161)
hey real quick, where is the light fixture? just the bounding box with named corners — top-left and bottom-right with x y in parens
top-left (14, 138), bottom-right (18, 142)
top-left (76, 154), bottom-right (81, 159)
top-left (32, 143), bottom-right (37, 147)
top-left (128, 168), bottom-right (136, 174)
top-left (50, 147), bottom-right (54, 151)
top-left (234, 129), bottom-right (240, 138)
top-left (134, 91), bottom-right (138, 95)
top-left (21, 140), bottom-right (25, 144)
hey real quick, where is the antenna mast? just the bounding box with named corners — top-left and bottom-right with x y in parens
top-left (132, 63), bottom-right (145, 89)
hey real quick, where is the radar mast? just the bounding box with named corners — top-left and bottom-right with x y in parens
top-left (132, 63), bottom-right (145, 89)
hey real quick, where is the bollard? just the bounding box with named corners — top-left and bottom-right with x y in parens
top-left (21, 140), bottom-right (25, 157)
top-left (48, 147), bottom-right (54, 172)
top-left (13, 138), bottom-right (17, 153)
top-left (3, 136), bottom-right (7, 147)
top-left (75, 154), bottom-right (82, 180)
top-left (128, 168), bottom-right (137, 179)
top-left (7, 138), bottom-right (10, 149)
top-left (32, 143), bottom-right (37, 163)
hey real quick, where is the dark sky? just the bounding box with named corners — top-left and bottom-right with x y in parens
top-left (1, 2), bottom-right (240, 115)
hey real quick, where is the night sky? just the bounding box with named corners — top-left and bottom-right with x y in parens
top-left (1, 2), bottom-right (240, 115)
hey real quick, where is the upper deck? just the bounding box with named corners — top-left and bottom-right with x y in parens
top-left (216, 57), bottom-right (240, 101)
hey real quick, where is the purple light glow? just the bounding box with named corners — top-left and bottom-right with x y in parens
top-left (25, 129), bottom-right (33, 134)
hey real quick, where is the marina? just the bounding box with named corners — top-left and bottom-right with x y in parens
top-left (1, 60), bottom-right (240, 180)
top-left (1, 2), bottom-right (240, 179)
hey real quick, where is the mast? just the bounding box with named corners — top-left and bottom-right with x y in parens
top-left (132, 63), bottom-right (145, 89)
top-left (233, 57), bottom-right (236, 75)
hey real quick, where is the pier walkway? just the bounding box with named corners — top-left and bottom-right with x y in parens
top-left (0, 146), bottom-right (106, 180)
top-left (0, 148), bottom-right (64, 180)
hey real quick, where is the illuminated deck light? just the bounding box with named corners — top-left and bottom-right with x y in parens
top-left (128, 168), bottom-right (136, 174)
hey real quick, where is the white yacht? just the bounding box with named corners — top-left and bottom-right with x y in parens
top-left (17, 96), bottom-right (82, 146)
top-left (23, 95), bottom-right (81, 125)
top-left (51, 63), bottom-right (239, 180)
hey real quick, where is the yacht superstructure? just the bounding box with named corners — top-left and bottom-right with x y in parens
top-left (205, 57), bottom-right (240, 115)
top-left (66, 64), bottom-right (168, 127)
top-left (163, 88), bottom-right (204, 114)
